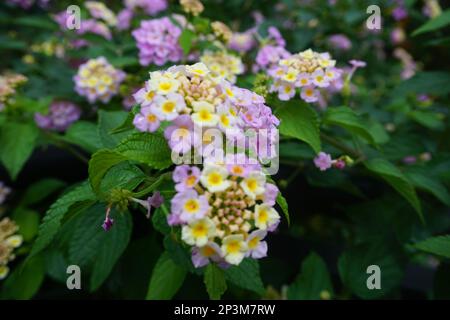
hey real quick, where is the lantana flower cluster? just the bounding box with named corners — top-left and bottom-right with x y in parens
top-left (132, 17), bottom-right (184, 66)
top-left (132, 62), bottom-right (279, 161)
top-left (268, 49), bottom-right (343, 103)
top-left (34, 101), bottom-right (81, 132)
top-left (74, 57), bottom-right (126, 103)
top-left (168, 162), bottom-right (280, 267)
top-left (0, 218), bottom-right (23, 280)
top-left (0, 72), bottom-right (27, 111)
top-left (132, 63), bottom-right (281, 267)
top-left (200, 51), bottom-right (244, 84)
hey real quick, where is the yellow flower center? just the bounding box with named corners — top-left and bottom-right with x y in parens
top-left (199, 110), bottom-right (212, 121)
top-left (159, 82), bottom-right (172, 91)
top-left (146, 91), bottom-right (155, 101)
top-left (184, 199), bottom-right (200, 213)
top-left (147, 114), bottom-right (157, 123)
top-left (248, 237), bottom-right (260, 249)
top-left (226, 240), bottom-right (241, 253)
top-left (220, 114), bottom-right (230, 126)
top-left (162, 101), bottom-right (176, 113)
top-left (201, 246), bottom-right (216, 257)
top-left (231, 165), bottom-right (244, 175)
top-left (208, 172), bottom-right (223, 186)
top-left (258, 209), bottom-right (268, 223)
top-left (192, 224), bottom-right (207, 237)
top-left (186, 175), bottom-right (197, 187)
top-left (246, 178), bottom-right (258, 192)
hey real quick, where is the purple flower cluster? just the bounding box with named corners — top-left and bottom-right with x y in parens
top-left (328, 34), bottom-right (352, 51)
top-left (254, 27), bottom-right (290, 72)
top-left (132, 17), bottom-right (183, 66)
top-left (34, 101), bottom-right (81, 132)
top-left (228, 30), bottom-right (256, 54)
top-left (74, 57), bottom-right (126, 103)
top-left (392, 0), bottom-right (408, 21)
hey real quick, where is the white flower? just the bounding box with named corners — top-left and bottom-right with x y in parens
top-left (254, 204), bottom-right (280, 230)
top-left (221, 234), bottom-right (248, 265)
top-left (191, 101), bottom-right (219, 127)
top-left (240, 171), bottom-right (266, 199)
top-left (200, 163), bottom-right (230, 192)
top-left (149, 73), bottom-right (180, 95)
top-left (182, 218), bottom-right (216, 247)
top-left (186, 62), bottom-right (210, 77)
top-left (5, 235), bottom-right (23, 248)
top-left (153, 93), bottom-right (186, 120)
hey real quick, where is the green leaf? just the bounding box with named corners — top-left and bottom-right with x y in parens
top-left (114, 132), bottom-right (173, 169)
top-left (14, 15), bottom-right (57, 30)
top-left (163, 235), bottom-right (197, 273)
top-left (179, 29), bottom-right (195, 55)
top-left (109, 56), bottom-right (139, 68)
top-left (287, 252), bottom-right (334, 300)
top-left (276, 192), bottom-right (290, 225)
top-left (20, 178), bottom-right (66, 206)
top-left (12, 208), bottom-right (40, 242)
top-left (395, 72), bottom-right (450, 96)
top-left (364, 158), bottom-right (422, 221)
top-left (98, 110), bottom-right (130, 148)
top-left (204, 263), bottom-right (227, 300)
top-left (323, 106), bottom-right (375, 144)
top-left (408, 110), bottom-right (444, 130)
top-left (1, 255), bottom-right (45, 299)
top-left (88, 149), bottom-right (127, 196)
top-left (412, 9), bottom-right (450, 36)
top-left (146, 252), bottom-right (187, 300)
top-left (64, 121), bottom-right (103, 153)
top-left (90, 210), bottom-right (133, 291)
top-left (100, 162), bottom-right (146, 195)
top-left (338, 242), bottom-right (404, 299)
top-left (224, 259), bottom-right (265, 295)
top-left (29, 182), bottom-right (96, 259)
top-left (0, 122), bottom-right (39, 179)
top-left (406, 172), bottom-right (450, 206)
top-left (414, 235), bottom-right (450, 258)
top-left (110, 106), bottom-right (139, 134)
top-left (275, 101), bottom-right (321, 153)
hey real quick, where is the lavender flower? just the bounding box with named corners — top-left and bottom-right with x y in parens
top-left (74, 57), bottom-right (125, 103)
top-left (314, 152), bottom-right (333, 171)
top-left (255, 45), bottom-right (290, 72)
top-left (132, 18), bottom-right (183, 66)
top-left (228, 30), bottom-right (256, 53)
top-left (328, 34), bottom-right (352, 51)
top-left (34, 101), bottom-right (81, 132)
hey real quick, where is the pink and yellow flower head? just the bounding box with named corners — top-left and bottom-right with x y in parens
top-left (268, 49), bottom-right (343, 103)
top-left (169, 163), bottom-right (280, 267)
top-left (74, 57), bottom-right (125, 104)
top-left (132, 63), bottom-right (279, 161)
